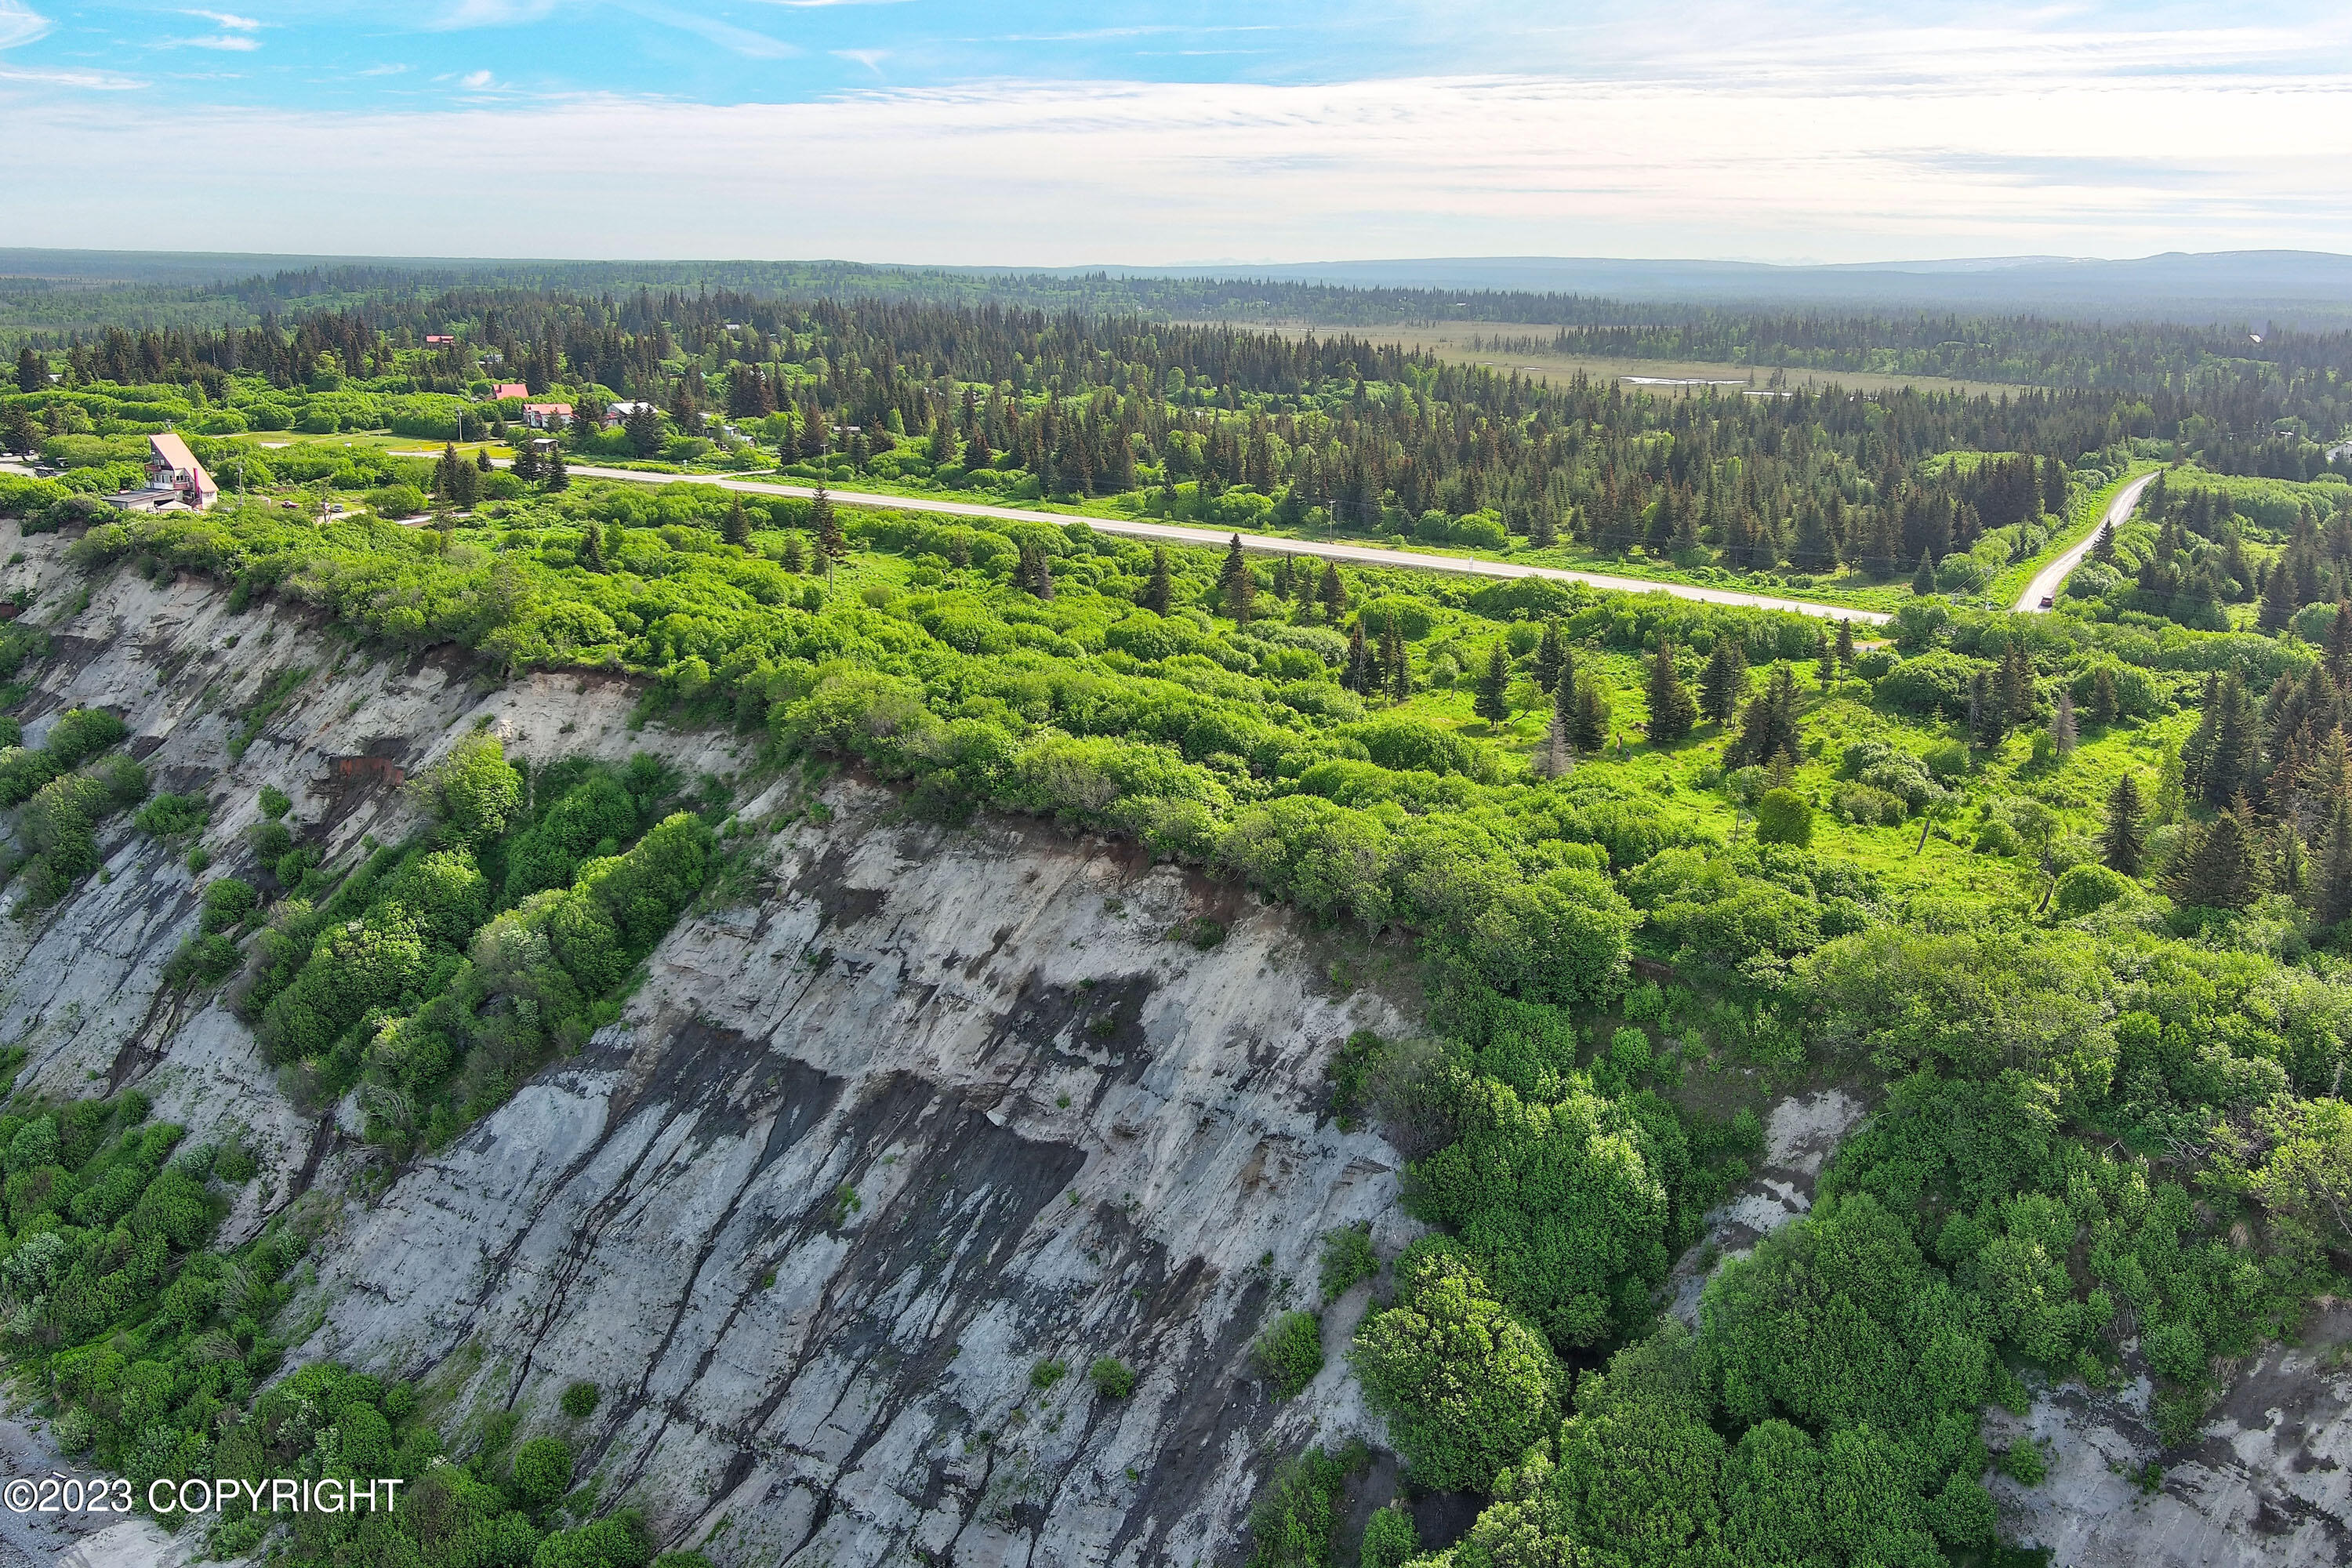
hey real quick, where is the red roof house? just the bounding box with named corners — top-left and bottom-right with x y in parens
top-left (492, 383), bottom-right (530, 401)
top-left (523, 403), bottom-right (574, 430)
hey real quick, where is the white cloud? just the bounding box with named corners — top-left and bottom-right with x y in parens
top-left (183, 9), bottom-right (260, 28)
top-left (832, 47), bottom-right (885, 73)
top-left (0, 0), bottom-right (49, 52)
top-left (631, 5), bottom-right (799, 60)
top-left (433, 0), bottom-right (559, 27)
top-left (175, 32), bottom-right (260, 50)
top-left (359, 62), bottom-right (409, 76)
top-left (5, 15), bottom-right (2350, 260)
top-left (461, 67), bottom-right (495, 88)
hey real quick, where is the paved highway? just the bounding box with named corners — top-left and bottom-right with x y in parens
top-left (459, 459), bottom-right (1896, 626)
top-left (2012, 471), bottom-right (2157, 614)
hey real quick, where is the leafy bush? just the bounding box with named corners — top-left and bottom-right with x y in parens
top-left (1350, 1242), bottom-right (1564, 1491)
top-left (1089, 1356), bottom-right (1138, 1399)
top-left (1318, 1225), bottom-right (1378, 1302)
top-left (1753, 789), bottom-right (1813, 848)
top-left (1257, 1312), bottom-right (1326, 1399)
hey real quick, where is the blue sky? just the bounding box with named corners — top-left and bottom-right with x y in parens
top-left (2, 2), bottom-right (2349, 263)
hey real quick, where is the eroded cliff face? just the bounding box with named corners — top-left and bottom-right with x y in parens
top-left (7, 523), bottom-right (2352, 1568)
top-left (0, 527), bottom-right (1419, 1567)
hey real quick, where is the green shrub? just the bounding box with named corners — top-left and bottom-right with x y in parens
top-left (1030, 1358), bottom-right (1069, 1392)
top-left (1246, 1445), bottom-right (1365, 1568)
top-left (1349, 1243), bottom-right (1564, 1491)
top-left (1359, 1504), bottom-right (1417, 1568)
top-left (1318, 1225), bottom-right (1378, 1302)
top-left (560, 1381), bottom-right (601, 1420)
top-left (134, 792), bottom-right (207, 838)
top-left (1753, 789), bottom-right (1813, 847)
top-left (1089, 1356), bottom-right (1138, 1399)
top-left (1256, 1312), bottom-right (1326, 1399)
top-left (510, 1435), bottom-right (574, 1511)
top-left (2053, 862), bottom-right (2132, 918)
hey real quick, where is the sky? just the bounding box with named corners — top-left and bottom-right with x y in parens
top-left (2, 1), bottom-right (2349, 265)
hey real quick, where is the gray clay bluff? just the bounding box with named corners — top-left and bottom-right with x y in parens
top-left (0, 526), bottom-right (2348, 1568)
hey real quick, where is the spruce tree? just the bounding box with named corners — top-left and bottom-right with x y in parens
top-left (2328, 599), bottom-right (2352, 684)
top-left (814, 481), bottom-right (844, 563)
top-left (1343, 622), bottom-right (1370, 692)
top-left (2051, 690), bottom-right (2077, 757)
top-left (1700, 637), bottom-right (1748, 724)
top-left (1144, 547), bottom-right (1173, 614)
top-left (1833, 619), bottom-right (1855, 670)
top-left (2317, 798), bottom-right (2352, 927)
top-left (1473, 644), bottom-right (1512, 727)
top-left (2091, 519), bottom-right (2116, 564)
top-left (475, 447), bottom-right (493, 473)
top-left (546, 446), bottom-right (568, 492)
top-left (2167, 811), bottom-right (2259, 910)
top-left (2091, 665), bottom-right (2119, 724)
top-left (513, 442), bottom-right (540, 482)
top-left (1646, 640), bottom-right (1697, 742)
top-left (577, 523), bottom-right (604, 572)
top-left (1730, 664), bottom-right (1800, 768)
top-left (1572, 681), bottom-right (1613, 754)
top-left (1533, 619), bottom-right (1565, 695)
top-left (1034, 548), bottom-right (1054, 601)
top-left (782, 532), bottom-right (808, 573)
top-left (2102, 774), bottom-right (2145, 875)
top-left (2277, 827), bottom-right (2308, 896)
top-left (1319, 561), bottom-right (1346, 622)
top-left (1383, 622), bottom-right (1410, 702)
top-left (1221, 535), bottom-right (1254, 623)
top-left (1912, 550), bottom-right (1937, 596)
top-left (723, 494), bottom-right (750, 548)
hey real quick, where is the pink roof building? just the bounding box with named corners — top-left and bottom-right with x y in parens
top-left (492, 383), bottom-right (531, 401)
top-left (523, 403), bottom-right (574, 429)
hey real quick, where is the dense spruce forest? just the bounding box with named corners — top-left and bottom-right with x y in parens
top-left (1, 282), bottom-right (2351, 1567)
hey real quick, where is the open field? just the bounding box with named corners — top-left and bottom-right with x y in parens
top-left (1237, 321), bottom-right (2036, 399)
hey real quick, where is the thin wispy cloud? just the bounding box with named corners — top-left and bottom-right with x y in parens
top-left (634, 5), bottom-right (799, 60)
top-left (0, 0), bottom-right (51, 51)
top-left (183, 9), bottom-right (260, 28)
top-left (833, 47), bottom-right (886, 74)
top-left (432, 0), bottom-right (559, 28)
top-left (173, 33), bottom-right (261, 50)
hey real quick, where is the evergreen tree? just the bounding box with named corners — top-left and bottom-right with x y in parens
top-left (1319, 561), bottom-right (1347, 622)
top-left (723, 494), bottom-right (750, 548)
top-left (13, 347), bottom-right (43, 395)
top-left (2166, 810), bottom-right (2260, 910)
top-left (435, 441), bottom-right (462, 500)
top-left (2091, 518), bottom-right (2116, 564)
top-left (1383, 622), bottom-right (1410, 702)
top-left (1833, 619), bottom-right (1855, 670)
top-left (1700, 637), bottom-right (1749, 724)
top-left (1033, 546), bottom-right (1055, 601)
top-left (2091, 665), bottom-right (2119, 724)
top-left (782, 532), bottom-right (808, 573)
top-left (2277, 826), bottom-right (2308, 896)
top-left (1537, 670), bottom-right (1578, 776)
top-left (1968, 670), bottom-right (2005, 750)
top-left (1343, 622), bottom-right (1371, 692)
top-left (2329, 599), bottom-right (2352, 684)
top-left (2051, 689), bottom-right (2078, 757)
top-left (577, 523), bottom-right (604, 572)
top-left (449, 454), bottom-right (477, 510)
top-left (513, 442), bottom-right (540, 482)
top-left (1144, 547), bottom-right (1174, 614)
top-left (1220, 535), bottom-right (1254, 623)
top-left (930, 412), bottom-right (959, 468)
top-left (1817, 637), bottom-right (1838, 688)
top-left (1729, 664), bottom-right (1801, 768)
top-left (2317, 798), bottom-right (2352, 927)
top-left (814, 481), bottom-right (844, 563)
top-left (1646, 640), bottom-right (1697, 742)
top-left (1912, 550), bottom-right (1937, 595)
top-left (475, 447), bottom-right (493, 473)
top-left (2102, 774), bottom-right (2145, 875)
top-left (1473, 644), bottom-right (1512, 726)
top-left (1529, 507), bottom-right (1559, 549)
top-left (1, 402), bottom-right (33, 457)
top-left (1533, 618), bottom-right (1566, 695)
top-left (1998, 639), bottom-right (2037, 728)
top-left (1572, 681), bottom-right (1613, 753)
top-left (546, 445), bottom-right (568, 492)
